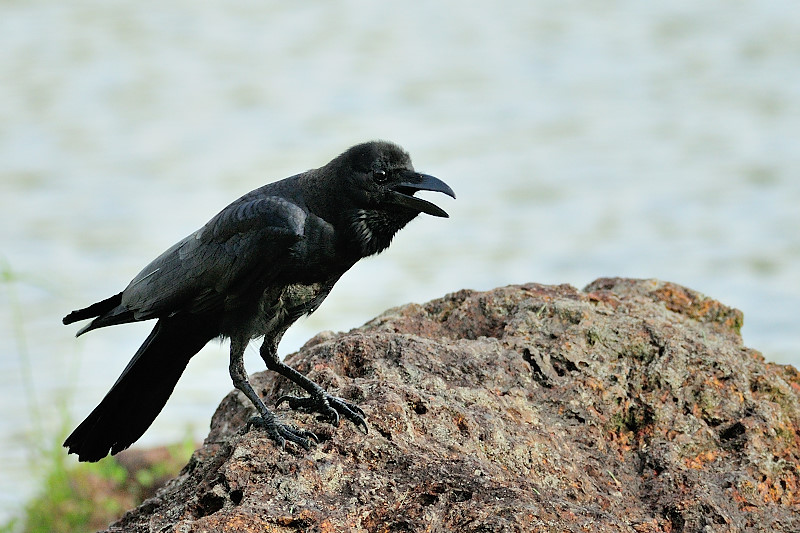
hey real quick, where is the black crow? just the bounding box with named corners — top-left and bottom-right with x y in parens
top-left (62, 141), bottom-right (454, 462)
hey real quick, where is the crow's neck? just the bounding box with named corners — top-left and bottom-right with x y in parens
top-left (347, 209), bottom-right (417, 257)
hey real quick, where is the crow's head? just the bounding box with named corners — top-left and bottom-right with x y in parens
top-left (322, 141), bottom-right (455, 256)
top-left (342, 141), bottom-right (455, 218)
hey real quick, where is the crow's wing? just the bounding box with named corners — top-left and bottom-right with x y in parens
top-left (119, 195), bottom-right (308, 321)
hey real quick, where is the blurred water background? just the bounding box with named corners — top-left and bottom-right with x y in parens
top-left (1, 0), bottom-right (798, 520)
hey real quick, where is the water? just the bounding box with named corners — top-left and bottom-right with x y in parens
top-left (1, 0), bottom-right (798, 521)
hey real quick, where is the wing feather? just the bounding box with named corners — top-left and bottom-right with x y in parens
top-left (120, 196), bottom-right (307, 319)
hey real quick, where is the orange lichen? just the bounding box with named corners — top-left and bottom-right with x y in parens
top-left (651, 284), bottom-right (744, 334)
top-left (683, 450), bottom-right (718, 469)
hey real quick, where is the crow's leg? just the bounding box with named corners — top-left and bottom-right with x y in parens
top-left (229, 338), bottom-right (317, 449)
top-left (260, 339), bottom-right (367, 433)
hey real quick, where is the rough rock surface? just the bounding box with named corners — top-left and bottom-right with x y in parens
top-left (105, 279), bottom-right (800, 532)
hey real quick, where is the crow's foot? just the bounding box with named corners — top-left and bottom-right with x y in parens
top-left (244, 415), bottom-right (318, 450)
top-left (276, 393), bottom-right (368, 433)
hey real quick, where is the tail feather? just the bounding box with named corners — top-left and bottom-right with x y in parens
top-left (63, 292), bottom-right (142, 337)
top-left (63, 292), bottom-right (123, 325)
top-left (64, 317), bottom-right (217, 462)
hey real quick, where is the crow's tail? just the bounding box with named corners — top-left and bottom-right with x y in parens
top-left (62, 292), bottom-right (140, 336)
top-left (63, 292), bottom-right (123, 325)
top-left (64, 316), bottom-right (218, 462)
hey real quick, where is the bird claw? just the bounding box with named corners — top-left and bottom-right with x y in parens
top-left (245, 415), bottom-right (318, 450)
top-left (276, 393), bottom-right (368, 434)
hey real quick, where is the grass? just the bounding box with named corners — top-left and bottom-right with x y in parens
top-left (1, 437), bottom-right (196, 533)
top-left (1, 259), bottom-right (196, 533)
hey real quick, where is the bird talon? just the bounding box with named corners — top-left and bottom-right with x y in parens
top-left (275, 395), bottom-right (292, 409)
top-left (276, 394), bottom-right (317, 413)
top-left (277, 392), bottom-right (366, 432)
top-left (317, 410), bottom-right (340, 427)
top-left (244, 415), bottom-right (316, 450)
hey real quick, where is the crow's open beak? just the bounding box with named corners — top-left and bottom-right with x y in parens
top-left (388, 173), bottom-right (456, 218)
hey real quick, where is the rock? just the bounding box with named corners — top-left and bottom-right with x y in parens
top-left (104, 279), bottom-right (800, 532)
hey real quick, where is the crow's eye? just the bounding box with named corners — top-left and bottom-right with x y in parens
top-left (372, 169), bottom-right (388, 184)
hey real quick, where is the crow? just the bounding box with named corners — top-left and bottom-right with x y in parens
top-left (62, 141), bottom-right (455, 462)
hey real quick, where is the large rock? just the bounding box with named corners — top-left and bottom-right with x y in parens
top-left (105, 279), bottom-right (800, 532)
